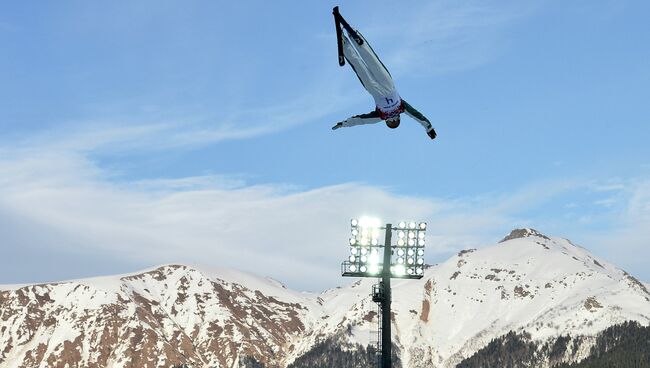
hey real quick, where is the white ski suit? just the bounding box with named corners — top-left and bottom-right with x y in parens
top-left (333, 30), bottom-right (436, 139)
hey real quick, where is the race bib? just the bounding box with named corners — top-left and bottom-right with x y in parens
top-left (375, 89), bottom-right (401, 113)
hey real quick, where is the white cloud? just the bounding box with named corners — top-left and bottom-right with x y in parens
top-left (11, 94), bottom-right (343, 156)
top-left (2, 62), bottom-right (358, 156)
top-left (590, 181), bottom-right (627, 192)
top-left (4, 126), bottom-right (650, 290)
top-left (132, 175), bottom-right (248, 192)
top-left (0, 148), bottom-right (437, 290)
top-left (3, 123), bottom-right (650, 289)
top-left (594, 198), bottom-right (617, 207)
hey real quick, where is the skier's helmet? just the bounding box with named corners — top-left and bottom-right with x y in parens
top-left (385, 116), bottom-right (400, 129)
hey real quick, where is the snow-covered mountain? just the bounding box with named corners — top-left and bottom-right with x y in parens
top-left (0, 265), bottom-right (319, 368)
top-left (2, 229), bottom-right (649, 368)
top-left (324, 228), bottom-right (650, 367)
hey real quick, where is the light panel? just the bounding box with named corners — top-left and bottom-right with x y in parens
top-left (342, 218), bottom-right (427, 279)
top-left (390, 220), bottom-right (426, 279)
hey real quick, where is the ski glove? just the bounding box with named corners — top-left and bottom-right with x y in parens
top-left (427, 128), bottom-right (437, 140)
top-left (332, 122), bottom-right (343, 130)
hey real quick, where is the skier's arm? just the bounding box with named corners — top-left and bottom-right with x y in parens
top-left (402, 100), bottom-right (437, 139)
top-left (332, 110), bottom-right (382, 130)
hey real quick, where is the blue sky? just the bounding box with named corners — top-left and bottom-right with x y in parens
top-left (1, 1), bottom-right (649, 291)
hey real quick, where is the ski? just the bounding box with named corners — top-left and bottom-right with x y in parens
top-left (333, 6), bottom-right (345, 66)
top-left (333, 7), bottom-right (363, 46)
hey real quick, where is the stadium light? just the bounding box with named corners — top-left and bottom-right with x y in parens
top-left (342, 218), bottom-right (427, 279)
top-left (341, 217), bottom-right (428, 368)
top-left (341, 217), bottom-right (427, 367)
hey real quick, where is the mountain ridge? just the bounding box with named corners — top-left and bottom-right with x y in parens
top-left (2, 229), bottom-right (649, 367)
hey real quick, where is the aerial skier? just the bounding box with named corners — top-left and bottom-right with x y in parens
top-left (331, 7), bottom-right (437, 140)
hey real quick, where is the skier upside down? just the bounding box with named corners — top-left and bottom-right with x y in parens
top-left (331, 7), bottom-right (437, 140)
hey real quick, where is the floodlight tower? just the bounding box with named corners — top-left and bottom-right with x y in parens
top-left (342, 217), bottom-right (427, 368)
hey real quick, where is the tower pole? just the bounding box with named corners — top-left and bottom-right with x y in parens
top-left (381, 224), bottom-right (392, 368)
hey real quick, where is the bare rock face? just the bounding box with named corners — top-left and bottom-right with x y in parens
top-left (0, 265), bottom-right (312, 368)
top-left (500, 228), bottom-right (550, 243)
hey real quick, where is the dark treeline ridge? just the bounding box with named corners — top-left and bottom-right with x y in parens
top-left (287, 337), bottom-right (402, 368)
top-left (287, 343), bottom-right (373, 368)
top-left (555, 321), bottom-right (650, 368)
top-left (456, 330), bottom-right (573, 368)
top-left (458, 321), bottom-right (650, 368)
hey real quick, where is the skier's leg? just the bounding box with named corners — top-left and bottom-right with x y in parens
top-left (342, 34), bottom-right (383, 95)
top-left (348, 31), bottom-right (395, 94)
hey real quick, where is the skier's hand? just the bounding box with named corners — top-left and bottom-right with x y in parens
top-left (427, 128), bottom-right (437, 140)
top-left (332, 122), bottom-right (343, 130)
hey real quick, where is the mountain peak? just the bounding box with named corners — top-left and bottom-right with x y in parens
top-left (500, 228), bottom-right (550, 243)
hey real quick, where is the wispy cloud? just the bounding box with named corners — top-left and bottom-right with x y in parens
top-left (4, 80), bottom-right (355, 157)
top-left (0, 148), bottom-right (434, 290)
top-left (577, 180), bottom-right (650, 278)
top-left (3, 130), bottom-right (649, 290)
top-left (355, 0), bottom-right (541, 76)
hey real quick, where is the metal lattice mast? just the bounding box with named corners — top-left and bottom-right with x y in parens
top-left (380, 225), bottom-right (393, 367)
